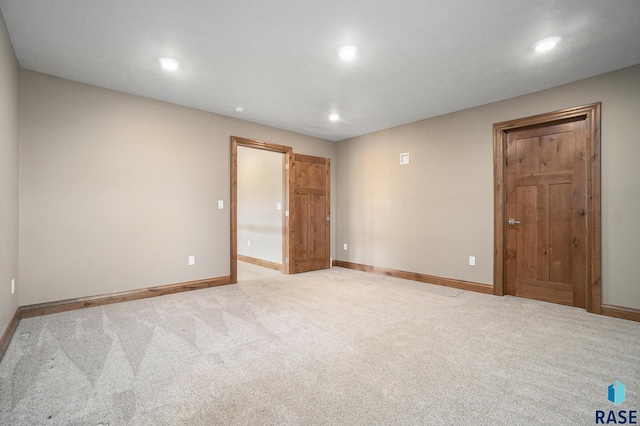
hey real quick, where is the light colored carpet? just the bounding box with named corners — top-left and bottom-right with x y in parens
top-left (1, 262), bottom-right (639, 425)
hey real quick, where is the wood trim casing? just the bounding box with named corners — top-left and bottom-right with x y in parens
top-left (231, 136), bottom-right (292, 284)
top-left (600, 305), bottom-right (640, 323)
top-left (493, 103), bottom-right (601, 313)
top-left (283, 151), bottom-right (291, 274)
top-left (0, 308), bottom-right (21, 363)
top-left (238, 254), bottom-right (282, 271)
top-left (19, 276), bottom-right (231, 319)
top-left (2, 276), bottom-right (231, 361)
top-left (587, 105), bottom-right (602, 313)
top-left (333, 260), bottom-right (493, 294)
top-left (325, 158), bottom-right (331, 269)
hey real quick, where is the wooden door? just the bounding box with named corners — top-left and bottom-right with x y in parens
top-left (289, 153), bottom-right (330, 273)
top-left (505, 118), bottom-right (588, 307)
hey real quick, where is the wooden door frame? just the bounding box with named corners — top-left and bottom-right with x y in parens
top-left (230, 136), bottom-right (292, 284)
top-left (493, 103), bottom-right (601, 313)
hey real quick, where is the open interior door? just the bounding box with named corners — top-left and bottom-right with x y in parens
top-left (289, 153), bottom-right (330, 273)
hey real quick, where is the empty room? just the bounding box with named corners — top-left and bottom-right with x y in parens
top-left (1, 1), bottom-right (639, 424)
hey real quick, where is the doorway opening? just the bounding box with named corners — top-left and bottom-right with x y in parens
top-left (493, 103), bottom-right (601, 313)
top-left (231, 136), bottom-right (292, 283)
top-left (230, 136), bottom-right (332, 283)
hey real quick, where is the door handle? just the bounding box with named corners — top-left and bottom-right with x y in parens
top-left (508, 218), bottom-right (521, 226)
top-left (325, 217), bottom-right (331, 222)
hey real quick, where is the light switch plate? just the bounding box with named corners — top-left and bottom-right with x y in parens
top-left (343, 243), bottom-right (348, 251)
top-left (189, 256), bottom-right (195, 266)
top-left (400, 153), bottom-right (410, 165)
top-left (469, 256), bottom-right (476, 266)
top-left (218, 200), bottom-right (224, 209)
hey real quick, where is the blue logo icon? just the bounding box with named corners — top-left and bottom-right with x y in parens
top-left (608, 381), bottom-right (626, 406)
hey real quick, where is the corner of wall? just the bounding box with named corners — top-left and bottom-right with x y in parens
top-left (0, 5), bottom-right (21, 350)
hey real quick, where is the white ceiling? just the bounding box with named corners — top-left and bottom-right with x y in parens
top-left (1, 1), bottom-right (639, 141)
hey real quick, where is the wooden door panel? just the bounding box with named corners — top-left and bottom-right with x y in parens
top-left (515, 173), bottom-right (572, 186)
top-left (516, 279), bottom-right (573, 306)
top-left (516, 128), bottom-right (576, 176)
top-left (290, 154), bottom-right (330, 273)
top-left (293, 194), bottom-right (310, 257)
top-left (516, 185), bottom-right (537, 281)
top-left (309, 194), bottom-right (327, 256)
top-left (535, 184), bottom-right (549, 282)
top-left (538, 131), bottom-right (576, 174)
top-left (549, 183), bottom-right (572, 284)
top-left (296, 163), bottom-right (326, 188)
top-left (539, 133), bottom-right (558, 174)
top-left (555, 132), bottom-right (576, 173)
top-left (506, 118), bottom-right (588, 308)
top-left (516, 136), bottom-right (540, 176)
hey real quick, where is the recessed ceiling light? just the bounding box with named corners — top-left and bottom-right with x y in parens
top-left (159, 57), bottom-right (179, 71)
top-left (534, 37), bottom-right (561, 53)
top-left (234, 106), bottom-right (245, 113)
top-left (338, 46), bottom-right (357, 61)
top-left (329, 113), bottom-right (340, 121)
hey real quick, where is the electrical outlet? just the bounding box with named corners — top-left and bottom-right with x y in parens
top-left (343, 243), bottom-right (348, 251)
top-left (189, 256), bottom-right (195, 266)
top-left (469, 256), bottom-right (476, 266)
top-left (247, 240), bottom-right (251, 247)
top-left (11, 279), bottom-right (15, 294)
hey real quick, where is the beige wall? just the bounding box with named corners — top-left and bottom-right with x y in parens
top-left (12, 63), bottom-right (640, 310)
top-left (237, 146), bottom-right (283, 264)
top-left (19, 70), bottom-right (336, 306)
top-left (0, 10), bottom-right (19, 335)
top-left (336, 64), bottom-right (640, 309)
